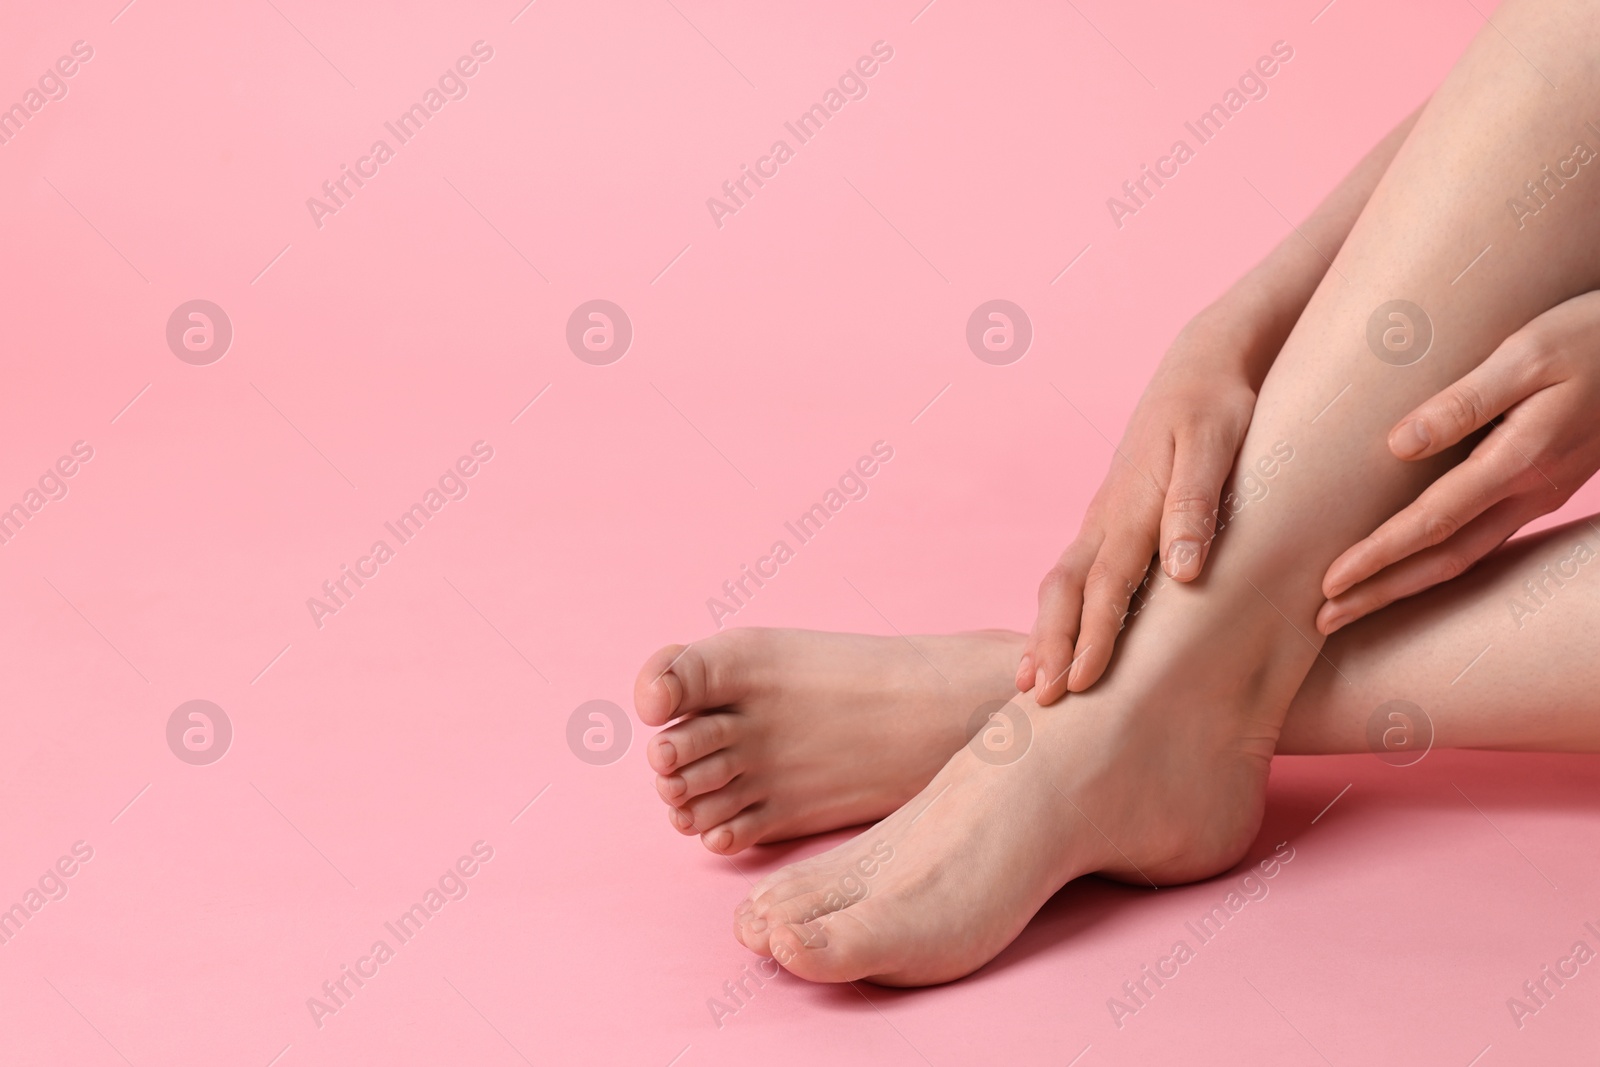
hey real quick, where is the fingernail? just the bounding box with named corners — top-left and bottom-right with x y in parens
top-left (1393, 420), bottom-right (1431, 458)
top-left (1166, 539), bottom-right (1201, 581)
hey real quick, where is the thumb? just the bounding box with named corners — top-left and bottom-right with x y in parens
top-left (1389, 335), bottom-right (1540, 460)
top-left (1158, 425), bottom-right (1241, 582)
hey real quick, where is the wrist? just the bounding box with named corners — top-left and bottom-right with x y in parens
top-left (1172, 294), bottom-right (1278, 380)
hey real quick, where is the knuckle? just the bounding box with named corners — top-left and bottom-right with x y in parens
top-left (699, 715), bottom-right (728, 751)
top-left (1441, 383), bottom-right (1487, 430)
top-left (1038, 564), bottom-right (1078, 598)
top-left (1084, 560), bottom-right (1138, 612)
top-left (1420, 511), bottom-right (1461, 546)
top-left (1433, 550), bottom-right (1475, 582)
top-left (1164, 484), bottom-right (1218, 518)
top-left (1507, 330), bottom-right (1559, 379)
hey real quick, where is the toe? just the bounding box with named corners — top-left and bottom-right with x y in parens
top-left (680, 778), bottom-right (757, 834)
top-left (738, 862), bottom-right (864, 953)
top-left (648, 711), bottom-right (739, 775)
top-left (656, 749), bottom-right (740, 804)
top-left (633, 633), bottom-right (754, 727)
top-left (700, 804), bottom-right (772, 855)
top-left (634, 643), bottom-right (691, 726)
top-left (771, 908), bottom-right (884, 983)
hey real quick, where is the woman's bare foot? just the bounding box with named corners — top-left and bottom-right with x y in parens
top-left (733, 659), bottom-right (1276, 985)
top-left (632, 628), bottom-right (1023, 854)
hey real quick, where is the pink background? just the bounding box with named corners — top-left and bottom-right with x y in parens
top-left (2, 0), bottom-right (1598, 1063)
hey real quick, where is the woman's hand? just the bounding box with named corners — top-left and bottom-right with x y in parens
top-left (1017, 312), bottom-right (1259, 703)
top-left (1317, 289), bottom-right (1600, 634)
top-left (1016, 108), bottom-right (1425, 702)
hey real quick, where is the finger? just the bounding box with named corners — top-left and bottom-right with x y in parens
top-left (1388, 333), bottom-right (1545, 459)
top-left (1317, 497), bottom-right (1539, 633)
top-left (1021, 538), bottom-right (1098, 697)
top-left (1158, 424), bottom-right (1241, 582)
top-left (1323, 432), bottom-right (1533, 598)
top-left (1064, 530), bottom-right (1159, 696)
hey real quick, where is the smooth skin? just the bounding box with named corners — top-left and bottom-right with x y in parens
top-left (724, 0), bottom-right (1600, 985)
top-left (633, 513), bottom-right (1600, 859)
top-left (1018, 106), bottom-right (1423, 703)
top-left (1319, 289), bottom-right (1600, 633)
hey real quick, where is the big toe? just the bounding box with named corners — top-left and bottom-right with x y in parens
top-left (632, 632), bottom-right (756, 727)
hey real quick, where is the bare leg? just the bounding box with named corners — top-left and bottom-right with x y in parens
top-left (1285, 515), bottom-right (1600, 754)
top-left (733, 0), bottom-right (1600, 986)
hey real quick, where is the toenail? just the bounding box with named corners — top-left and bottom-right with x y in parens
top-left (656, 739), bottom-right (676, 767)
top-left (746, 917), bottom-right (766, 934)
top-left (708, 828), bottom-right (733, 852)
top-left (661, 775), bottom-right (686, 799)
top-left (671, 807), bottom-right (693, 829)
